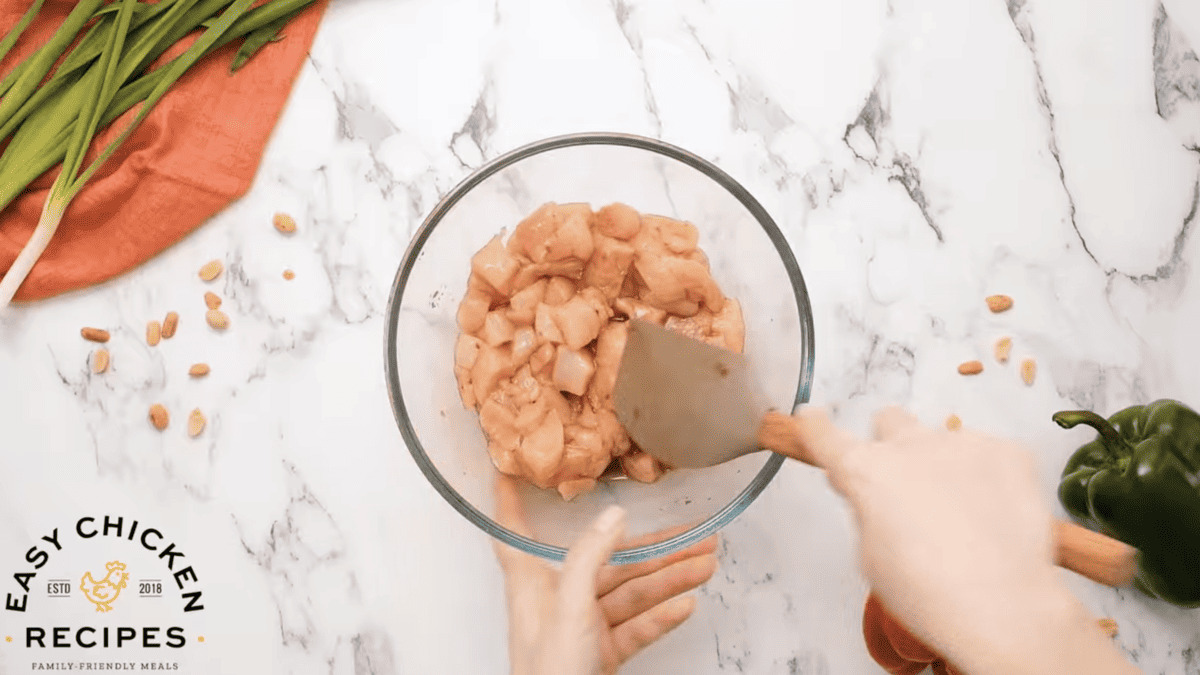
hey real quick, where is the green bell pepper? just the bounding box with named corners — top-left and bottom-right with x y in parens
top-left (1055, 399), bottom-right (1200, 607)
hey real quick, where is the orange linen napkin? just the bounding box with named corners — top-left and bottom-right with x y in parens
top-left (863, 593), bottom-right (961, 675)
top-left (0, 0), bottom-right (329, 301)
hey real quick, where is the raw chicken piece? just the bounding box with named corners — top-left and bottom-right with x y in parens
top-left (471, 344), bottom-right (515, 407)
top-left (507, 279), bottom-right (547, 326)
top-left (621, 449), bottom-right (665, 484)
top-left (539, 384), bottom-right (575, 424)
top-left (553, 345), bottom-right (595, 396)
top-left (594, 203), bottom-right (642, 241)
top-left (455, 334), bottom-right (485, 409)
top-left (534, 303), bottom-right (564, 344)
top-left (584, 234), bottom-right (636, 300)
top-left (544, 206), bottom-right (594, 263)
top-left (594, 407), bottom-right (632, 456)
top-left (512, 259), bottom-right (586, 290)
top-left (553, 293), bottom-right (608, 350)
top-left (514, 396), bottom-right (549, 436)
top-left (634, 256), bottom-right (687, 307)
top-left (558, 426), bottom-right (609, 479)
top-left (637, 256), bottom-right (723, 313)
top-left (480, 398), bottom-right (521, 449)
top-left (508, 203), bottom-right (594, 264)
top-left (489, 440), bottom-right (520, 475)
top-left (543, 276), bottom-right (576, 306)
top-left (588, 321), bottom-right (628, 408)
top-left (557, 478), bottom-right (596, 502)
top-left (507, 203), bottom-right (558, 259)
top-left (613, 297), bottom-right (667, 324)
top-left (642, 215), bottom-right (698, 255)
top-left (471, 234), bottom-right (522, 296)
top-left (519, 409), bottom-right (564, 487)
top-left (665, 256), bottom-right (724, 311)
top-left (711, 298), bottom-right (745, 353)
top-left (457, 287), bottom-right (491, 333)
top-left (480, 310), bottom-right (516, 346)
top-left (665, 311), bottom-right (713, 342)
top-left (529, 342), bottom-right (556, 376)
top-left (687, 248), bottom-right (709, 268)
top-left (511, 327), bottom-right (537, 367)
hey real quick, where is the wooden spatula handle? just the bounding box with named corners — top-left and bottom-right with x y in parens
top-left (1054, 519), bottom-right (1138, 587)
top-left (757, 412), bottom-right (1138, 588)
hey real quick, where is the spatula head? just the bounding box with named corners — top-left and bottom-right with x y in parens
top-left (613, 319), bottom-right (770, 469)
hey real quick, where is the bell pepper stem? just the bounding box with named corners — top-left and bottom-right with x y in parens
top-left (1052, 410), bottom-right (1123, 443)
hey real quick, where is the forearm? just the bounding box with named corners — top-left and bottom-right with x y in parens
top-left (936, 586), bottom-right (1139, 675)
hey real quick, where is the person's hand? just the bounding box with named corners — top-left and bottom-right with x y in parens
top-left (493, 474), bottom-right (718, 675)
top-left (761, 407), bottom-right (1139, 675)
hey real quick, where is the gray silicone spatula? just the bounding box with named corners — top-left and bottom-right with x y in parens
top-left (612, 319), bottom-right (774, 469)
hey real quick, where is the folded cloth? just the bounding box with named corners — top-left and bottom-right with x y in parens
top-left (0, 0), bottom-right (329, 301)
top-left (863, 593), bottom-right (961, 675)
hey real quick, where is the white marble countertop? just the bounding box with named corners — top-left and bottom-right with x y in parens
top-left (3, 0), bottom-right (1200, 673)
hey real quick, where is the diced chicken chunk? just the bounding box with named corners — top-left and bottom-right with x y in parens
top-left (554, 292), bottom-right (608, 350)
top-left (711, 297), bottom-right (745, 353)
top-left (519, 409), bottom-right (564, 487)
top-left (480, 310), bottom-right (516, 346)
top-left (511, 327), bottom-right (537, 367)
top-left (557, 478), bottom-right (597, 502)
top-left (553, 345), bottom-right (595, 396)
top-left (509, 203), bottom-right (594, 264)
top-left (529, 342), bottom-right (556, 376)
top-left (543, 276), bottom-right (576, 306)
top-left (594, 203), bottom-right (642, 240)
top-left (534, 303), bottom-right (564, 344)
top-left (471, 344), bottom-right (515, 407)
top-left (644, 215), bottom-right (699, 255)
top-left (457, 288), bottom-right (491, 333)
top-left (588, 321), bottom-right (628, 408)
top-left (471, 234), bottom-right (522, 296)
top-left (558, 426), bottom-right (609, 480)
top-left (584, 234), bottom-right (636, 300)
top-left (621, 449), bottom-right (665, 484)
top-left (508, 279), bottom-right (546, 326)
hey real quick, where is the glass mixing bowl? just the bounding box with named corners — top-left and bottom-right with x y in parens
top-left (384, 132), bottom-right (814, 563)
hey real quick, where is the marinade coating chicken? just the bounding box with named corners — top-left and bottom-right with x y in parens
top-left (455, 202), bottom-right (745, 501)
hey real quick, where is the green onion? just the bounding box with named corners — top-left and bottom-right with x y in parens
top-left (0, 0), bottom-right (46, 67)
top-left (0, 0), bottom-right (317, 308)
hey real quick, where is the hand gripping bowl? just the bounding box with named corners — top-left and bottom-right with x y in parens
top-left (384, 133), bottom-right (814, 564)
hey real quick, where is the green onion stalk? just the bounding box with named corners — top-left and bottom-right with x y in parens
top-left (0, 0), bottom-right (317, 309)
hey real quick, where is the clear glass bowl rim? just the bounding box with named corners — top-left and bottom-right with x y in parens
top-left (383, 131), bottom-right (816, 564)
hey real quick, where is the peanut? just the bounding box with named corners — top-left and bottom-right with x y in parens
top-left (188, 409), bottom-right (206, 438)
top-left (147, 320), bottom-right (162, 346)
top-left (958, 360), bottom-right (984, 375)
top-left (946, 414), bottom-right (962, 432)
top-left (80, 327), bottom-right (110, 343)
top-left (91, 349), bottom-right (109, 374)
top-left (205, 309), bottom-right (229, 330)
top-left (149, 404), bottom-right (169, 431)
top-left (273, 212), bottom-right (297, 234)
top-left (204, 292), bottom-right (221, 309)
top-left (986, 294), bottom-right (1014, 313)
top-left (1021, 358), bottom-right (1037, 386)
top-left (199, 259), bottom-right (223, 282)
top-left (995, 337), bottom-right (1012, 363)
top-left (188, 363), bottom-right (211, 377)
top-left (162, 311), bottom-right (179, 339)
top-left (1098, 618), bottom-right (1118, 638)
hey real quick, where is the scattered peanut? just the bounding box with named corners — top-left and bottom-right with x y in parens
top-left (1021, 358), bottom-right (1037, 386)
top-left (204, 291), bottom-right (221, 309)
top-left (995, 337), bottom-right (1012, 363)
top-left (1098, 618), bottom-right (1118, 638)
top-left (146, 320), bottom-right (162, 346)
top-left (205, 309), bottom-right (229, 330)
top-left (198, 259), bottom-right (224, 282)
top-left (282, 269), bottom-right (295, 280)
top-left (273, 212), bottom-right (297, 234)
top-left (162, 311), bottom-right (179, 339)
top-left (189, 363), bottom-right (211, 377)
top-left (91, 349), bottom-right (109, 374)
top-left (188, 409), bottom-right (206, 437)
top-left (958, 360), bottom-right (984, 375)
top-left (80, 327), bottom-right (110, 343)
top-left (986, 294), bottom-right (1014, 313)
top-left (149, 404), bottom-right (169, 431)
top-left (946, 414), bottom-right (962, 432)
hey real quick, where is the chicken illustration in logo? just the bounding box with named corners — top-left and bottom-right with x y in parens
top-left (80, 561), bottom-right (128, 612)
